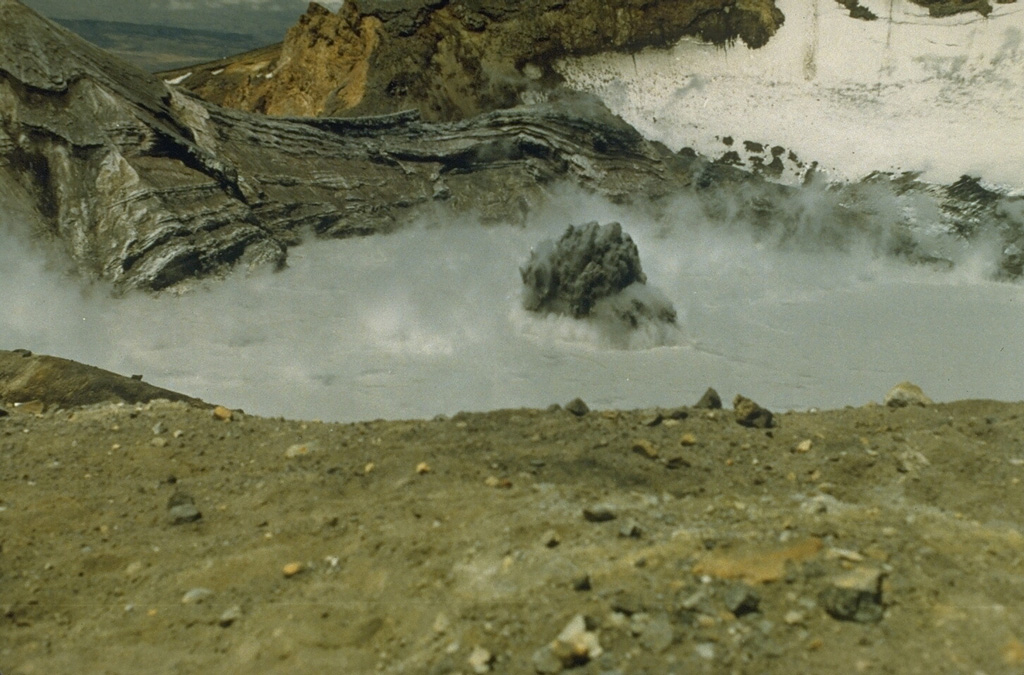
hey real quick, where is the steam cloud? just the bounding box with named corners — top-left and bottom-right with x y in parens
top-left (2, 183), bottom-right (1023, 422)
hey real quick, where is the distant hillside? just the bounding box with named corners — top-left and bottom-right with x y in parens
top-left (53, 17), bottom-right (265, 72)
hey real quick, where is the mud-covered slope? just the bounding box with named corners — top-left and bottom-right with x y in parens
top-left (162, 0), bottom-right (785, 121)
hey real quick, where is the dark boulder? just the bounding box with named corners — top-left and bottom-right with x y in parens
top-left (520, 222), bottom-right (677, 329)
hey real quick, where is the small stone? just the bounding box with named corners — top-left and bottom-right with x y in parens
top-left (541, 530), bottom-right (562, 548)
top-left (416, 462), bottom-right (432, 475)
top-left (724, 584), bottom-right (761, 617)
top-left (582, 504), bottom-right (617, 522)
top-left (468, 645), bottom-right (494, 674)
top-left (733, 395), bottom-right (774, 428)
top-left (679, 432), bottom-right (697, 447)
top-left (572, 574), bottom-right (592, 591)
top-left (618, 520), bottom-right (642, 538)
top-left (695, 387), bottom-right (722, 409)
top-left (218, 604), bottom-right (243, 627)
top-left (284, 443), bottom-right (312, 458)
top-left (884, 382), bottom-right (932, 407)
top-left (639, 615), bottom-right (674, 653)
top-left (167, 492), bottom-right (201, 525)
top-left (695, 642), bottom-right (716, 660)
top-left (282, 561), bottom-right (304, 577)
top-left (181, 587), bottom-right (213, 604)
top-left (641, 412), bottom-right (663, 427)
top-left (150, 437), bottom-right (168, 448)
top-left (547, 614), bottom-right (602, 668)
top-left (784, 609), bottom-right (806, 625)
top-left (433, 612), bottom-right (451, 634)
top-left (532, 645), bottom-right (564, 674)
top-left (663, 455), bottom-right (692, 469)
top-left (794, 439), bottom-right (813, 453)
top-left (152, 422), bottom-right (165, 435)
top-left (819, 567), bottom-right (885, 623)
top-left (631, 439), bottom-right (658, 459)
top-left (565, 398), bottom-right (589, 416)
top-left (212, 405), bottom-right (232, 421)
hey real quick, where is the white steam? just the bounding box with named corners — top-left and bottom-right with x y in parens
top-left (3, 188), bottom-right (1022, 422)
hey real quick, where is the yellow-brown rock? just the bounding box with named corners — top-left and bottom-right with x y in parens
top-left (166, 0), bottom-right (786, 121)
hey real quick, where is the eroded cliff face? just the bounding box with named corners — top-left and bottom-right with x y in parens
top-left (167, 0), bottom-right (785, 121)
top-left (0, 0), bottom-right (704, 291)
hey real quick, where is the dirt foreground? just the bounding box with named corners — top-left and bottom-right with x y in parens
top-left (3, 368), bottom-right (1024, 674)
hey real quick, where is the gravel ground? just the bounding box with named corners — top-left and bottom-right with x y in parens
top-left (3, 377), bottom-right (1024, 674)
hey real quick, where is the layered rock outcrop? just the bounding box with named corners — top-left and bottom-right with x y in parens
top-left (164, 0), bottom-right (786, 121)
top-left (0, 0), bottom-right (700, 291)
top-left (2, 0), bottom-right (1020, 294)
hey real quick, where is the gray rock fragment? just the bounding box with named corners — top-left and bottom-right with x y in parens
top-left (565, 398), bottom-right (590, 416)
top-left (819, 567), bottom-right (885, 623)
top-left (724, 584), bottom-right (761, 617)
top-left (733, 394), bottom-right (774, 428)
top-left (884, 382), bottom-right (933, 407)
top-left (218, 604), bottom-right (243, 627)
top-left (582, 505), bottom-right (617, 522)
top-left (638, 614), bottom-right (674, 653)
top-left (695, 387), bottom-right (723, 409)
top-left (167, 492), bottom-right (202, 525)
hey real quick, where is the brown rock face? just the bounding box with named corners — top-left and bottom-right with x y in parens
top-left (169, 0), bottom-right (785, 121)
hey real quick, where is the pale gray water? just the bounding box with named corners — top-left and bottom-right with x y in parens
top-left (3, 192), bottom-right (1021, 422)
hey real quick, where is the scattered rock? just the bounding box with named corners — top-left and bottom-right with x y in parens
top-left (572, 575), bottom-right (592, 592)
top-left (641, 412), bottom-right (663, 427)
top-left (532, 644), bottom-right (564, 674)
top-left (631, 439), bottom-right (658, 459)
top-left (884, 382), bottom-right (933, 408)
top-left (679, 432), bottom-right (698, 447)
top-left (638, 614), bottom-right (674, 653)
top-left (416, 462), bottom-right (432, 475)
top-left (533, 614), bottom-right (603, 673)
top-left (468, 645), bottom-right (494, 674)
top-left (618, 520), bottom-right (642, 538)
top-left (695, 388), bottom-right (723, 409)
top-left (284, 443), bottom-right (314, 458)
top-left (541, 530), bottom-right (562, 548)
top-left (282, 562), bottom-right (304, 578)
top-left (794, 439), bottom-right (813, 453)
top-left (724, 584), bottom-right (761, 617)
top-left (565, 398), bottom-right (590, 416)
top-left (582, 504), bottom-right (617, 522)
top-left (180, 587), bottom-right (213, 604)
top-left (218, 605), bottom-right (243, 627)
top-left (819, 567), bottom-right (885, 623)
top-left (167, 492), bottom-right (202, 525)
top-left (733, 395), bottom-right (774, 428)
top-left (212, 405), bottom-right (233, 421)
top-left (663, 455), bottom-right (693, 469)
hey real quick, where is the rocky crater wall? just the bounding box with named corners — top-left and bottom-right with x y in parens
top-left (164, 0), bottom-right (785, 121)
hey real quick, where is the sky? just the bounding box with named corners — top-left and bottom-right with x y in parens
top-left (20, 0), bottom-right (344, 38)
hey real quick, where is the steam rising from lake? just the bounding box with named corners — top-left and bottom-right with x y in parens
top-left (3, 188), bottom-right (1022, 421)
